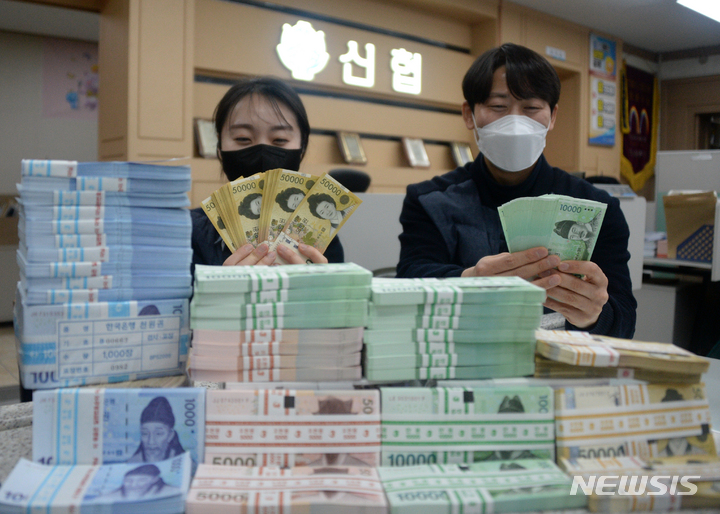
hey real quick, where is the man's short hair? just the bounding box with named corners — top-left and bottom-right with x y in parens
top-left (462, 43), bottom-right (561, 111)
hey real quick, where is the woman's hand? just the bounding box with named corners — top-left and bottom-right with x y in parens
top-left (223, 242), bottom-right (328, 266)
top-left (277, 243), bottom-right (328, 264)
top-left (223, 243), bottom-right (276, 266)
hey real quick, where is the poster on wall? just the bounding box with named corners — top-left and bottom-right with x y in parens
top-left (620, 61), bottom-right (658, 192)
top-left (42, 38), bottom-right (98, 120)
top-left (588, 34), bottom-right (616, 147)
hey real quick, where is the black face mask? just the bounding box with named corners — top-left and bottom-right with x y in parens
top-left (220, 144), bottom-right (303, 181)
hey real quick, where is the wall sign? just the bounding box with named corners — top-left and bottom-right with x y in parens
top-left (276, 20), bottom-right (422, 95)
top-left (588, 34), bottom-right (617, 147)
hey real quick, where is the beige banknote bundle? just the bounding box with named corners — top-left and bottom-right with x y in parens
top-left (559, 454), bottom-right (720, 511)
top-left (186, 464), bottom-right (387, 514)
top-left (203, 389), bottom-right (381, 468)
top-left (201, 169), bottom-right (361, 262)
top-left (554, 383), bottom-right (716, 463)
top-left (535, 329), bottom-right (710, 382)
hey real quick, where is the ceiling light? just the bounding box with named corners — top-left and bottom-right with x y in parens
top-left (677, 0), bottom-right (720, 23)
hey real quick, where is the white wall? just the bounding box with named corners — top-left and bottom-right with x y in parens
top-left (0, 30), bottom-right (98, 195)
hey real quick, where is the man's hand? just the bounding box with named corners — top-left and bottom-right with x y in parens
top-left (223, 242), bottom-right (328, 266)
top-left (537, 260), bottom-right (609, 328)
top-left (461, 247), bottom-right (560, 285)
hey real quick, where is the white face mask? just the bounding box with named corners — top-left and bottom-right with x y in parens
top-left (472, 114), bottom-right (549, 173)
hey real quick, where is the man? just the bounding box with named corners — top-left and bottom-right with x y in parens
top-left (396, 43), bottom-right (635, 338)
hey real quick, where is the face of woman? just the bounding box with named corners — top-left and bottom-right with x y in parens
top-left (315, 200), bottom-right (337, 220)
top-left (140, 422), bottom-right (174, 462)
top-left (250, 196), bottom-right (262, 215)
top-left (221, 94), bottom-right (302, 152)
top-left (287, 193), bottom-right (304, 210)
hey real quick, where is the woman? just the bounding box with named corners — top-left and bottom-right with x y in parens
top-left (191, 76), bottom-right (344, 267)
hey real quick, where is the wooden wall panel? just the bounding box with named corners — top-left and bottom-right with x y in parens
top-left (194, 0), bottom-right (475, 108)
top-left (660, 75), bottom-right (720, 150)
top-left (99, 0), bottom-right (194, 160)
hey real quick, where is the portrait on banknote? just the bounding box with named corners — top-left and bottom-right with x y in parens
top-left (237, 193), bottom-right (262, 220)
top-left (97, 463), bottom-right (182, 500)
top-left (128, 396), bottom-right (186, 463)
top-left (307, 193), bottom-right (350, 229)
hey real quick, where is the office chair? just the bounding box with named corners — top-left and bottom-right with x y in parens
top-left (328, 169), bottom-right (371, 193)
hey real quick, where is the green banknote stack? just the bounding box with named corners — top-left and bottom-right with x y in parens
top-left (378, 458), bottom-right (588, 514)
top-left (498, 194), bottom-right (607, 261)
top-left (189, 263), bottom-right (372, 383)
top-left (364, 277), bottom-right (545, 382)
top-left (380, 386), bottom-right (554, 466)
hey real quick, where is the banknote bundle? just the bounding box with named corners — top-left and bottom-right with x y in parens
top-left (560, 454), bottom-right (720, 511)
top-left (17, 160), bottom-right (193, 304)
top-left (554, 382), bottom-right (717, 462)
top-left (378, 458), bottom-right (587, 513)
top-left (498, 194), bottom-right (607, 261)
top-left (204, 389), bottom-right (381, 467)
top-left (32, 388), bottom-right (205, 469)
top-left (14, 159), bottom-right (195, 389)
top-left (189, 263), bottom-right (372, 382)
top-left (536, 330), bottom-right (710, 383)
top-left (364, 277), bottom-right (545, 382)
top-left (0, 453), bottom-right (191, 514)
top-left (186, 464), bottom-right (387, 514)
top-left (201, 169), bottom-right (361, 262)
top-left (380, 386), bottom-right (554, 466)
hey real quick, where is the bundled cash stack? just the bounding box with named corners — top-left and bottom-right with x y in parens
top-left (189, 263), bottom-right (371, 382)
top-left (498, 194), bottom-right (607, 261)
top-left (15, 159), bottom-right (193, 389)
top-left (560, 455), bottom-right (720, 512)
top-left (202, 169), bottom-right (361, 263)
top-left (204, 389), bottom-right (381, 467)
top-left (0, 453), bottom-right (192, 514)
top-left (535, 329), bottom-right (711, 383)
top-left (378, 459), bottom-right (587, 513)
top-left (32, 388), bottom-right (206, 468)
top-left (555, 382), bottom-right (717, 462)
top-left (364, 277), bottom-right (545, 382)
top-left (380, 386), bottom-right (555, 466)
top-left (186, 465), bottom-right (387, 514)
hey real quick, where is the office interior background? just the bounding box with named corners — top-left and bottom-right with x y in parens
top-left (1, 0), bottom-right (720, 362)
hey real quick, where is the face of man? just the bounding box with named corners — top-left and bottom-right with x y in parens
top-left (568, 223), bottom-right (590, 241)
top-left (122, 474), bottom-right (158, 498)
top-left (140, 422), bottom-right (174, 462)
top-left (462, 66), bottom-right (558, 184)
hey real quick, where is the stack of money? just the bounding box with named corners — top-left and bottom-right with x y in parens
top-left (186, 464), bottom-right (387, 513)
top-left (0, 453), bottom-right (191, 514)
top-left (202, 169), bottom-right (361, 263)
top-left (15, 159), bottom-right (193, 390)
top-left (364, 277), bottom-right (545, 382)
top-left (555, 383), bottom-right (717, 462)
top-left (189, 263), bottom-right (371, 383)
top-left (498, 194), bottom-right (607, 261)
top-left (32, 388), bottom-right (205, 470)
top-left (560, 454), bottom-right (720, 511)
top-left (380, 386), bottom-right (554, 466)
top-left (534, 329), bottom-right (710, 383)
top-left (204, 389), bottom-right (381, 467)
top-left (378, 458), bottom-right (588, 513)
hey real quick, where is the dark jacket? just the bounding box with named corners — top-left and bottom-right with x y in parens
top-left (191, 207), bottom-right (344, 268)
top-left (396, 154), bottom-right (636, 338)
